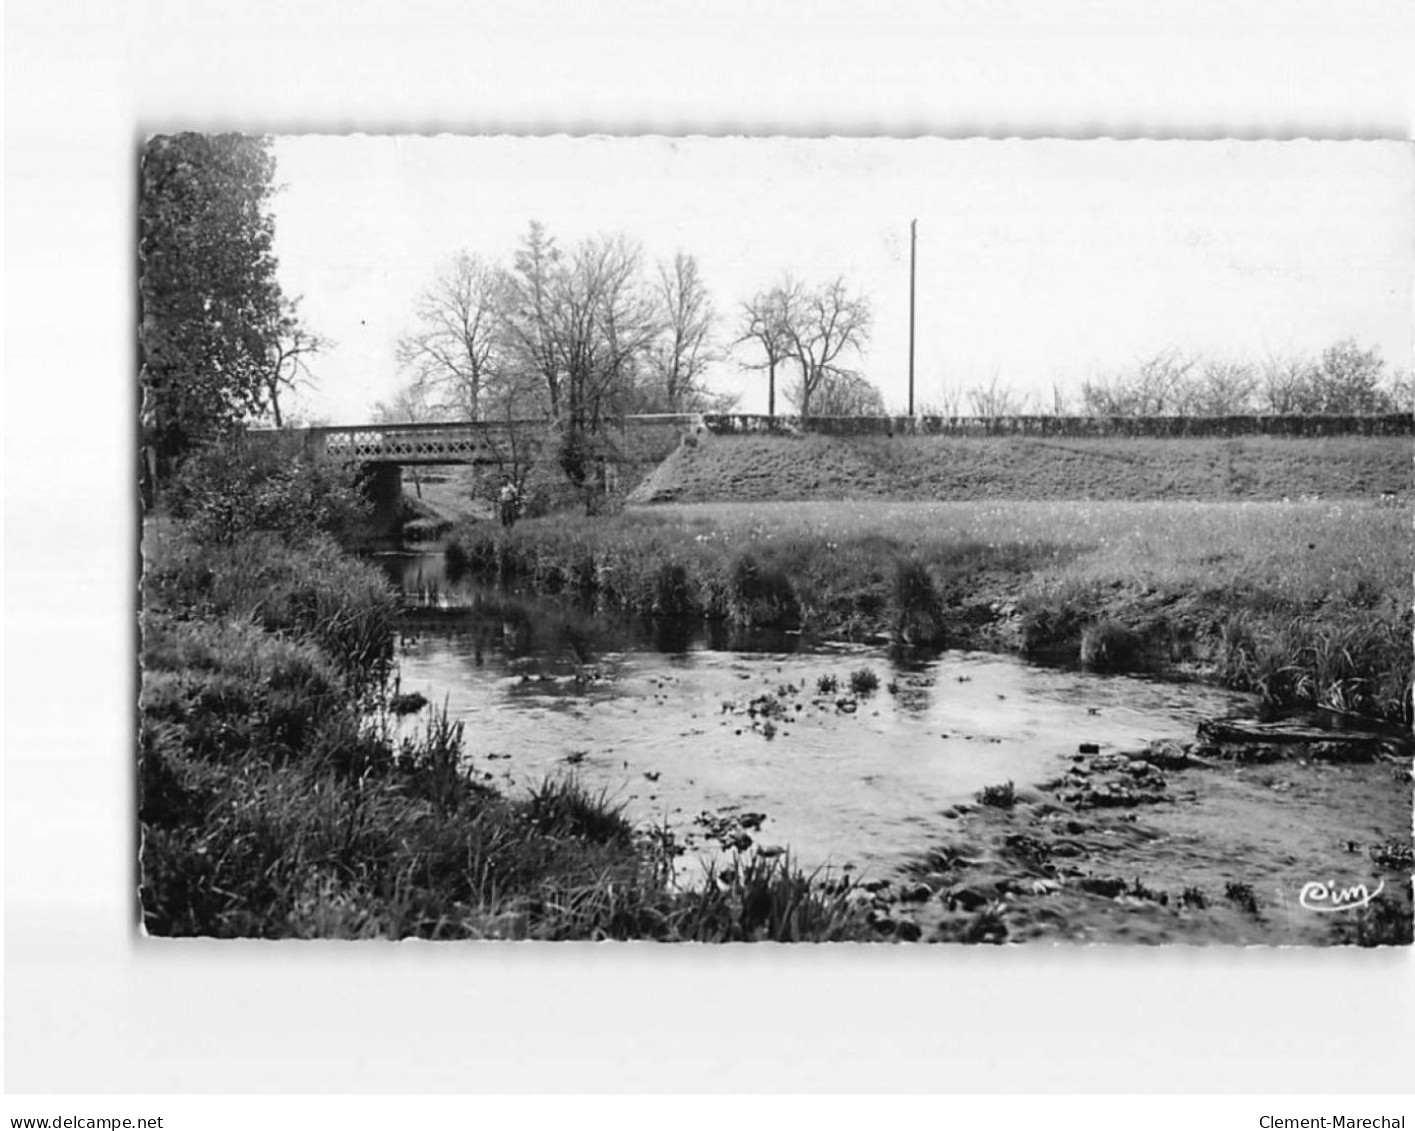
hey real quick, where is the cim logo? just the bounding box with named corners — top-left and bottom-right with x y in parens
top-left (1298, 879), bottom-right (1386, 914)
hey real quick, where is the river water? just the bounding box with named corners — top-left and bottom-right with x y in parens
top-left (377, 552), bottom-right (1252, 881)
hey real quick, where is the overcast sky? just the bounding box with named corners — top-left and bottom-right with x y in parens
top-left (270, 136), bottom-right (1413, 424)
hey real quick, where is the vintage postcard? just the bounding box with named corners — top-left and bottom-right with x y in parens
top-left (137, 135), bottom-right (1413, 944)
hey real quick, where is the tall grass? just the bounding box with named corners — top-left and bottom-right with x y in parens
top-left (1214, 606), bottom-right (1413, 719)
top-left (446, 505), bottom-right (1063, 642)
top-left (144, 521), bottom-right (398, 691)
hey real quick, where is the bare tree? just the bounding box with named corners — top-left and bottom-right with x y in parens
top-left (1189, 360), bottom-right (1259, 415)
top-left (502, 221), bottom-right (565, 417)
top-left (263, 297), bottom-right (328, 429)
top-left (480, 365), bottom-right (555, 491)
top-left (966, 372), bottom-right (1030, 417)
top-left (811, 370), bottom-right (887, 416)
top-left (1258, 353), bottom-right (1315, 414)
top-left (780, 276), bottom-right (873, 417)
top-left (1080, 348), bottom-right (1197, 415)
top-left (1384, 367), bottom-right (1413, 412)
top-left (736, 281), bottom-right (796, 419)
top-left (396, 252), bottom-right (505, 421)
top-left (553, 235), bottom-right (660, 431)
top-left (921, 380), bottom-right (967, 417)
top-left (646, 251), bottom-right (718, 411)
top-left (1258, 341), bottom-right (1395, 414)
top-left (372, 380), bottom-right (444, 426)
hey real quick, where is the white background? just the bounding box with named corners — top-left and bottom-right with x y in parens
top-left (5, 0), bottom-right (1414, 1097)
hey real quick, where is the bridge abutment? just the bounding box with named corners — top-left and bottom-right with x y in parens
top-left (364, 463), bottom-right (404, 538)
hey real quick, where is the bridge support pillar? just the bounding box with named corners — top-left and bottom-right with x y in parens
top-left (364, 463), bottom-right (404, 539)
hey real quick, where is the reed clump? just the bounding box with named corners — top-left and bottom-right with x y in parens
top-left (892, 557), bottom-right (945, 647)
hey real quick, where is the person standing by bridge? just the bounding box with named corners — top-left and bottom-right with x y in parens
top-left (498, 477), bottom-right (521, 528)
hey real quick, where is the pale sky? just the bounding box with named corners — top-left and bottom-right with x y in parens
top-left (270, 137), bottom-right (1413, 424)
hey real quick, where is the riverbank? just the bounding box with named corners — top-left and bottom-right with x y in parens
top-left (437, 497), bottom-right (1412, 944)
top-left (138, 515), bottom-right (881, 940)
top-left (446, 499), bottom-right (1413, 723)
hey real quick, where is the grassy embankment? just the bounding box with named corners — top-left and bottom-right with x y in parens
top-left (139, 440), bottom-right (881, 940)
top-left (449, 433), bottom-right (1413, 722)
top-left (630, 432), bottom-right (1412, 504)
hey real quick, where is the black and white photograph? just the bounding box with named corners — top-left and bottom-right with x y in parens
top-left (137, 134), bottom-right (1413, 945)
top-left (10, 3), bottom-right (1415, 1112)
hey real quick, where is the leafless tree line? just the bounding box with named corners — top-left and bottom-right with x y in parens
top-left (386, 223), bottom-right (728, 430)
top-left (735, 276), bottom-right (875, 417)
top-left (382, 222), bottom-right (742, 487)
top-left (387, 225), bottom-right (1405, 431)
top-left (923, 341), bottom-right (1411, 419)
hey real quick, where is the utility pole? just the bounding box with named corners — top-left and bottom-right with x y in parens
top-left (908, 218), bottom-right (917, 417)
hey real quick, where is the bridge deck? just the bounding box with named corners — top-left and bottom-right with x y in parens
top-left (265, 414), bottom-right (708, 466)
top-left (308, 423), bottom-right (527, 465)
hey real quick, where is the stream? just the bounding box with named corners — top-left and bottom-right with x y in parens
top-left (377, 551), bottom-right (1254, 881)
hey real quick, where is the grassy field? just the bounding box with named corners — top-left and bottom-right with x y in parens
top-left (451, 498), bottom-right (1413, 721)
top-left (630, 433), bottom-right (1412, 504)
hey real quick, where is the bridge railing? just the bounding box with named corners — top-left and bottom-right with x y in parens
top-left (296, 422), bottom-right (541, 464)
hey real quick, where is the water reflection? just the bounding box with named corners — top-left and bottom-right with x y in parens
top-left (376, 550), bottom-right (810, 661)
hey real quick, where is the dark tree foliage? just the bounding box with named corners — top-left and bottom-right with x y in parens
top-left (139, 133), bottom-right (285, 470)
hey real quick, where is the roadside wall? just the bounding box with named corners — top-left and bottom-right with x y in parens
top-left (617, 413), bottom-right (709, 462)
top-left (700, 413), bottom-right (1414, 438)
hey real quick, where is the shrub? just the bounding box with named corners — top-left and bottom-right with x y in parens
top-left (443, 540), bottom-right (470, 580)
top-left (167, 433), bottom-right (371, 549)
top-left (892, 558), bottom-right (944, 647)
top-left (975, 780), bottom-right (1017, 809)
top-left (849, 667), bottom-right (880, 695)
top-left (1224, 881), bottom-right (1260, 916)
top-left (1079, 619), bottom-right (1143, 671)
top-left (1017, 594), bottom-right (1090, 658)
top-left (524, 776), bottom-right (634, 847)
top-left (1179, 886), bottom-right (1208, 910)
top-left (729, 554), bottom-right (800, 628)
top-left (668, 853), bottom-right (871, 943)
top-left (652, 562), bottom-right (696, 617)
